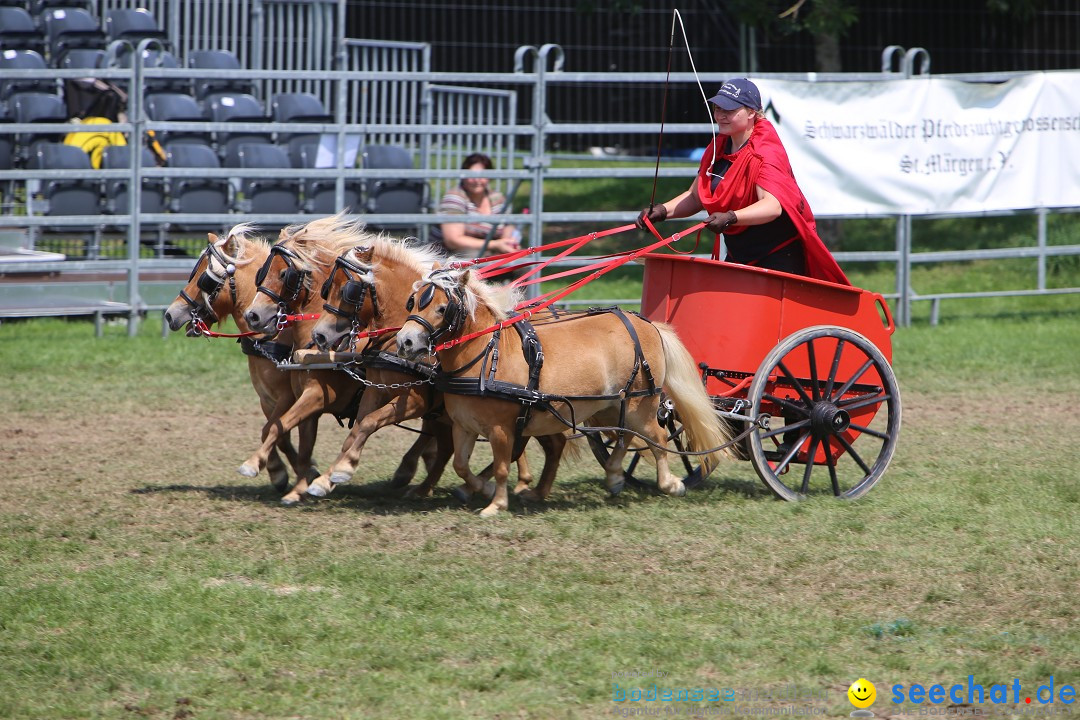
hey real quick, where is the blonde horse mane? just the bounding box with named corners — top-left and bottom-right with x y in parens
top-left (416, 266), bottom-right (521, 322)
top-left (216, 222), bottom-right (271, 267)
top-left (276, 212), bottom-right (385, 273)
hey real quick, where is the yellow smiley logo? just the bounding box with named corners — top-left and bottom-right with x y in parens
top-left (848, 678), bottom-right (876, 709)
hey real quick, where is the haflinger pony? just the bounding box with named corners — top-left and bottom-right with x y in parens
top-left (163, 224), bottom-right (320, 493)
top-left (239, 213), bottom-right (518, 504)
top-left (306, 235), bottom-right (570, 501)
top-left (396, 265), bottom-right (733, 517)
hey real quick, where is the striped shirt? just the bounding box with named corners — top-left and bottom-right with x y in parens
top-left (428, 186), bottom-right (508, 251)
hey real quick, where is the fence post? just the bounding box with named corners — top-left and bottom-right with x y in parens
top-left (521, 44), bottom-right (563, 300)
top-left (1037, 207), bottom-right (1048, 291)
top-left (126, 40), bottom-right (152, 337)
top-left (896, 214), bottom-right (912, 327)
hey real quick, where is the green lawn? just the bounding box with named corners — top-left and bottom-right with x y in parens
top-left (1, 301), bottom-right (1078, 718)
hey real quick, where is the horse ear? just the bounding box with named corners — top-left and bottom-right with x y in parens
top-left (457, 268), bottom-right (471, 285)
top-left (207, 232), bottom-right (220, 245)
top-left (431, 261), bottom-right (443, 272)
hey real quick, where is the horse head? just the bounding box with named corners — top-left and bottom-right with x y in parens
top-left (164, 224), bottom-right (265, 335)
top-left (312, 232), bottom-right (449, 352)
top-left (243, 213), bottom-right (364, 335)
top-left (396, 264), bottom-right (485, 360)
top-left (309, 245), bottom-right (377, 351)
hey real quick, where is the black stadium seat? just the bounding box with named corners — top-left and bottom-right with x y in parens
top-left (0, 48), bottom-right (54, 100)
top-left (104, 8), bottom-right (168, 48)
top-left (188, 49), bottom-right (255, 101)
top-left (41, 7), bottom-right (106, 63)
top-left (227, 142), bottom-right (299, 214)
top-left (166, 143), bottom-right (230, 229)
top-left (0, 6), bottom-right (46, 54)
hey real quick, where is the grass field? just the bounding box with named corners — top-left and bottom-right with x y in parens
top-left (2, 279), bottom-right (1078, 719)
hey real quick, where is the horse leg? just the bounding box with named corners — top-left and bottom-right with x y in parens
top-left (240, 392), bottom-right (296, 479)
top-left (390, 431), bottom-right (433, 488)
top-left (282, 416), bottom-right (322, 502)
top-left (406, 419), bottom-right (455, 498)
top-left (638, 407), bottom-right (686, 497)
top-left (517, 433), bottom-right (566, 502)
top-left (449, 423), bottom-right (486, 503)
top-left (479, 427), bottom-right (513, 518)
top-left (513, 450), bottom-right (534, 493)
top-left (241, 387), bottom-right (327, 501)
top-left (256, 395), bottom-right (293, 493)
top-left (307, 389), bottom-right (428, 496)
top-left (604, 432), bottom-right (631, 496)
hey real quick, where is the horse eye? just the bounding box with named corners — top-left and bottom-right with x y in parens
top-left (436, 304), bottom-right (446, 316)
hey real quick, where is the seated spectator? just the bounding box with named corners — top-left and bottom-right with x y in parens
top-left (429, 152), bottom-right (519, 256)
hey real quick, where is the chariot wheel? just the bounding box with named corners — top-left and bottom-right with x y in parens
top-left (746, 326), bottom-right (901, 501)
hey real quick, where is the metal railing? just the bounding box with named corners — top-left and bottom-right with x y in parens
top-left (2, 46), bottom-right (1078, 331)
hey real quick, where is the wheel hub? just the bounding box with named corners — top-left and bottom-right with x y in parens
top-left (810, 401), bottom-right (850, 437)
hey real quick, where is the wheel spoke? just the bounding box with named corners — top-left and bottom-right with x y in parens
top-left (838, 391), bottom-right (891, 412)
top-left (829, 357), bottom-right (875, 403)
top-left (778, 360), bottom-right (815, 408)
top-left (824, 339), bottom-right (845, 400)
top-left (774, 429), bottom-right (809, 475)
top-left (763, 392), bottom-right (809, 418)
top-left (823, 440), bottom-right (840, 496)
top-left (848, 422), bottom-right (890, 440)
top-left (806, 339), bottom-right (820, 401)
top-left (800, 436), bottom-right (819, 494)
top-left (834, 432), bottom-right (873, 475)
top-left (759, 418), bottom-right (809, 441)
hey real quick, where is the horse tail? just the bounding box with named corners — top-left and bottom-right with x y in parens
top-left (655, 322), bottom-right (733, 474)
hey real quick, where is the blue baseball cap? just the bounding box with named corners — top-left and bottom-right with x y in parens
top-left (708, 78), bottom-right (762, 112)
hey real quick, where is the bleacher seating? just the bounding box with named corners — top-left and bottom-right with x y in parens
top-left (116, 45), bottom-right (187, 95)
top-left (361, 144), bottom-right (428, 229)
top-left (27, 142), bottom-right (101, 228)
top-left (188, 49), bottom-right (254, 101)
top-left (226, 142), bottom-right (299, 214)
top-left (41, 7), bottom-right (106, 64)
top-left (57, 46), bottom-right (104, 70)
top-left (0, 48), bottom-right (54, 100)
top-left (166, 143), bottom-right (230, 229)
top-left (206, 92), bottom-right (271, 160)
top-left (0, 6), bottom-right (45, 54)
top-left (104, 8), bottom-right (168, 48)
top-left (296, 144), bottom-right (361, 215)
top-left (11, 90), bottom-right (67, 163)
top-left (101, 145), bottom-right (165, 216)
top-left (145, 92), bottom-right (211, 149)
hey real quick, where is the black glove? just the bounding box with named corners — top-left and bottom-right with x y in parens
top-left (635, 204), bottom-right (668, 230)
top-left (705, 210), bottom-right (738, 233)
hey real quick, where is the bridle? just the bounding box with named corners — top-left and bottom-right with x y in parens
top-left (179, 241), bottom-right (237, 326)
top-left (404, 272), bottom-right (467, 351)
top-left (319, 249), bottom-right (381, 349)
top-left (254, 243), bottom-right (310, 328)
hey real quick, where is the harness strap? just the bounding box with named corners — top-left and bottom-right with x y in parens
top-left (509, 319), bottom-right (544, 461)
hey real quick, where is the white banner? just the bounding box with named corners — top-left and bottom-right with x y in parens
top-left (754, 72), bottom-right (1080, 215)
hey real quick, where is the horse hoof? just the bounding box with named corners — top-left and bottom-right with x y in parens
top-left (280, 494), bottom-right (301, 506)
top-left (405, 485), bottom-right (432, 499)
top-left (479, 504), bottom-right (500, 518)
top-left (329, 471), bottom-right (352, 485)
top-left (516, 488), bottom-right (541, 502)
top-left (450, 486), bottom-right (470, 503)
top-left (237, 464), bottom-right (258, 478)
top-left (668, 481), bottom-right (687, 497)
top-left (306, 483), bottom-right (329, 498)
top-left (607, 480), bottom-right (625, 497)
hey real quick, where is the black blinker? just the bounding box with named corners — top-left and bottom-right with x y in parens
top-left (418, 283), bottom-right (436, 310)
top-left (342, 281), bottom-right (365, 306)
top-left (196, 271), bottom-right (221, 294)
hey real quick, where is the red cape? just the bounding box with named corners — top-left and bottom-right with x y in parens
top-left (695, 119), bottom-right (850, 286)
